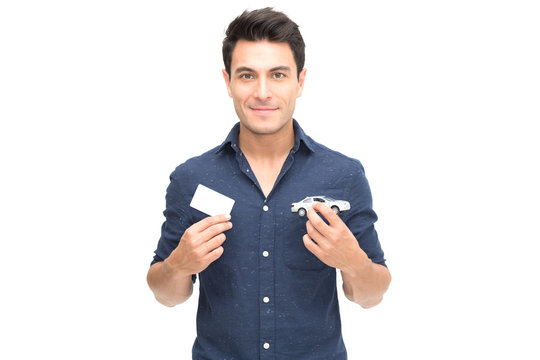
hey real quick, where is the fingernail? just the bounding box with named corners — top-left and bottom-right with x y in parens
top-left (225, 214), bottom-right (231, 219)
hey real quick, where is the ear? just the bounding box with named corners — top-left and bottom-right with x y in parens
top-left (296, 68), bottom-right (307, 98)
top-left (222, 69), bottom-right (233, 98)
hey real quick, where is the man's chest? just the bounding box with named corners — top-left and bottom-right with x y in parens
top-left (190, 164), bottom-right (353, 273)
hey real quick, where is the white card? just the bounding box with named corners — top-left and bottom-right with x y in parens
top-left (190, 184), bottom-right (235, 216)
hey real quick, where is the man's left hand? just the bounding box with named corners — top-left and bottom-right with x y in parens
top-left (303, 202), bottom-right (370, 273)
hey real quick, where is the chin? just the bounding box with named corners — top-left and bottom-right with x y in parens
top-left (242, 117), bottom-right (290, 136)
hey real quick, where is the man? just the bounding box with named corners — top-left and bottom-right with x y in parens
top-left (147, 7), bottom-right (390, 359)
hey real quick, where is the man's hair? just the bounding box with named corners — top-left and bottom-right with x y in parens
top-left (222, 7), bottom-right (305, 79)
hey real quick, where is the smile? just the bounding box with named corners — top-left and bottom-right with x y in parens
top-left (249, 107), bottom-right (278, 114)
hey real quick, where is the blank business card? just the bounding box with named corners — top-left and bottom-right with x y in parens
top-left (190, 184), bottom-right (235, 216)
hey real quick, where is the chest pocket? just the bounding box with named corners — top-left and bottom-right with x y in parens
top-left (279, 211), bottom-right (328, 271)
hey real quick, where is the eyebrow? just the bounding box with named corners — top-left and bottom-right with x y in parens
top-left (234, 66), bottom-right (292, 74)
top-left (269, 66), bottom-right (292, 73)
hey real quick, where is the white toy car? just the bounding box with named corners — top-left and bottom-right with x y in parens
top-left (291, 196), bottom-right (350, 217)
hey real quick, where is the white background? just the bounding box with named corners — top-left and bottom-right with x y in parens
top-left (1, 0), bottom-right (539, 359)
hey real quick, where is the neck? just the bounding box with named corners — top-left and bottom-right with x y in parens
top-left (238, 121), bottom-right (295, 160)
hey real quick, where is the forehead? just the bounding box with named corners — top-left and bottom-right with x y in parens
top-left (231, 40), bottom-right (296, 72)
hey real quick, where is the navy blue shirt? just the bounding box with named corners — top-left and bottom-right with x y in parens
top-left (152, 120), bottom-right (386, 359)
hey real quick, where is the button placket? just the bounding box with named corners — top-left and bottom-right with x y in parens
top-left (259, 199), bottom-right (275, 359)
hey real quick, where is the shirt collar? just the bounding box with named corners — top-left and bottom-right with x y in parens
top-left (216, 119), bottom-right (316, 154)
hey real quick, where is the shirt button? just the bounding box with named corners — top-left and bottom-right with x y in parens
top-left (262, 205), bottom-right (269, 211)
top-left (262, 251), bottom-right (269, 257)
top-left (263, 296), bottom-right (270, 303)
top-left (263, 342), bottom-right (270, 350)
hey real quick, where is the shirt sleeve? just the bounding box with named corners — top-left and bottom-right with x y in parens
top-left (151, 165), bottom-right (197, 283)
top-left (342, 160), bottom-right (387, 267)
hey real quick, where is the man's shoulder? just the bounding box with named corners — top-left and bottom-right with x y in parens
top-left (309, 137), bottom-right (366, 175)
top-left (169, 144), bottom-right (227, 180)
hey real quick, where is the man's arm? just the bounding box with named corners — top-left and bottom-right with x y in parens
top-left (147, 214), bottom-right (233, 307)
top-left (147, 260), bottom-right (194, 307)
top-left (303, 202), bottom-right (391, 308)
top-left (340, 256), bottom-right (391, 308)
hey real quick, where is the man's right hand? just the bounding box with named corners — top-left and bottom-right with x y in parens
top-left (163, 214), bottom-right (233, 278)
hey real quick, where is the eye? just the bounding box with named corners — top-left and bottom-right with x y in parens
top-left (239, 73), bottom-right (254, 80)
top-left (272, 72), bottom-right (285, 79)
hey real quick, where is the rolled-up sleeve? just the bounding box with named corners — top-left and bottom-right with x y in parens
top-left (151, 164), bottom-right (197, 281)
top-left (343, 160), bottom-right (386, 267)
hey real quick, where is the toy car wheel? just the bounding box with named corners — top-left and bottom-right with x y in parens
top-left (331, 206), bottom-right (340, 214)
top-left (298, 208), bottom-right (306, 217)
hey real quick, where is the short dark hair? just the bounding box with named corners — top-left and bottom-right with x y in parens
top-left (222, 7), bottom-right (305, 79)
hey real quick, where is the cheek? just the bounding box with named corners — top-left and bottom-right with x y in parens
top-left (232, 98), bottom-right (244, 116)
top-left (285, 93), bottom-right (298, 111)
top-left (231, 86), bottom-right (251, 104)
top-left (286, 85), bottom-right (299, 103)
top-left (229, 90), bottom-right (243, 107)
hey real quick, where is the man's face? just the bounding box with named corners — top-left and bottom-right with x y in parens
top-left (223, 40), bottom-right (306, 136)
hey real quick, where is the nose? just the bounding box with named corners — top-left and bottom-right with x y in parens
top-left (254, 78), bottom-right (272, 100)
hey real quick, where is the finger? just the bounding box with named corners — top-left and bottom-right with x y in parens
top-left (199, 232), bottom-right (227, 255)
top-left (204, 245), bottom-right (224, 264)
top-left (306, 206), bottom-right (333, 239)
top-left (306, 220), bottom-right (327, 245)
top-left (303, 234), bottom-right (324, 259)
top-left (190, 214), bottom-right (232, 233)
top-left (311, 202), bottom-right (342, 227)
top-left (200, 221), bottom-right (233, 242)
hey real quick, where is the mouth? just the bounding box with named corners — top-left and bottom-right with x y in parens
top-left (249, 106), bottom-right (278, 115)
